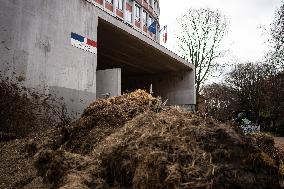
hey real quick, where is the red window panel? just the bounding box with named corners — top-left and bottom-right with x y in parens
top-left (143, 25), bottom-right (147, 32)
top-left (126, 3), bottom-right (132, 12)
top-left (136, 0), bottom-right (142, 5)
top-left (143, 0), bottom-right (147, 5)
top-left (142, 0), bottom-right (148, 9)
top-left (95, 0), bottom-right (103, 5)
top-left (148, 6), bottom-right (153, 13)
top-left (105, 2), bottom-right (114, 12)
top-left (116, 9), bottom-right (123, 18)
top-left (135, 20), bottom-right (141, 28)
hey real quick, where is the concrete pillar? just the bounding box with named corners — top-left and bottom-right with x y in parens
top-left (157, 24), bottom-right (160, 43)
top-left (132, 1), bottom-right (135, 26)
top-left (96, 69), bottom-right (121, 99)
top-left (103, 0), bottom-right (106, 10)
top-left (114, 0), bottom-right (117, 14)
top-left (140, 6), bottom-right (143, 30)
top-left (123, 0), bottom-right (126, 20)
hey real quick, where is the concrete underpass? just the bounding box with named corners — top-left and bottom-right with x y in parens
top-left (97, 18), bottom-right (195, 107)
top-left (0, 0), bottom-right (196, 116)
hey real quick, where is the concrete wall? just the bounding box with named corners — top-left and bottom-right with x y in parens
top-left (96, 68), bottom-right (121, 99)
top-left (0, 0), bottom-right (99, 117)
top-left (0, 0), bottom-right (196, 116)
top-left (122, 70), bottom-right (196, 106)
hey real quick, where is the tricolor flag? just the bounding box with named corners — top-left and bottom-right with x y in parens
top-left (159, 25), bottom-right (167, 44)
top-left (71, 32), bottom-right (97, 54)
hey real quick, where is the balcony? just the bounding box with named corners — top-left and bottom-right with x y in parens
top-left (87, 0), bottom-right (159, 42)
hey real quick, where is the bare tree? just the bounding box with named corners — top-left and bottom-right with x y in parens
top-left (268, 2), bottom-right (284, 69)
top-left (176, 8), bottom-right (228, 110)
top-left (202, 83), bottom-right (237, 122)
top-left (225, 63), bottom-right (284, 131)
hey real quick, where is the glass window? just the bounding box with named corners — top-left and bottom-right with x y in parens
top-left (135, 5), bottom-right (141, 21)
top-left (126, 10), bottom-right (132, 23)
top-left (148, 16), bottom-right (152, 26)
top-left (106, 0), bottom-right (113, 4)
top-left (143, 10), bottom-right (147, 24)
top-left (154, 0), bottom-right (157, 12)
top-left (117, 0), bottom-right (123, 10)
top-left (149, 0), bottom-right (153, 6)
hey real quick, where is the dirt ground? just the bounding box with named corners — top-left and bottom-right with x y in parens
top-left (275, 137), bottom-right (284, 151)
top-left (274, 137), bottom-right (284, 187)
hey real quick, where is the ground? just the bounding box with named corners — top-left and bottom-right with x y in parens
top-left (274, 137), bottom-right (284, 151)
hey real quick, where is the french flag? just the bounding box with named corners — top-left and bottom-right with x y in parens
top-left (159, 25), bottom-right (167, 44)
top-left (71, 32), bottom-right (97, 54)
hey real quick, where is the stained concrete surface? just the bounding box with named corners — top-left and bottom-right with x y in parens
top-left (96, 68), bottom-right (121, 99)
top-left (0, 0), bottom-right (98, 116)
top-left (0, 0), bottom-right (196, 117)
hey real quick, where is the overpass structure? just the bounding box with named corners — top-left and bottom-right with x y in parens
top-left (0, 0), bottom-right (196, 116)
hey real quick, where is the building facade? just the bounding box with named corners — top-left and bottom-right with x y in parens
top-left (93, 0), bottom-right (160, 42)
top-left (0, 0), bottom-right (196, 117)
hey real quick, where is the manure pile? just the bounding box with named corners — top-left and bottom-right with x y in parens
top-left (1, 90), bottom-right (284, 189)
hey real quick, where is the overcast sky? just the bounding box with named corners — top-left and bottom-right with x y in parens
top-left (159, 0), bottom-right (282, 63)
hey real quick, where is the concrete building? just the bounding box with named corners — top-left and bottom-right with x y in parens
top-left (0, 0), bottom-right (196, 117)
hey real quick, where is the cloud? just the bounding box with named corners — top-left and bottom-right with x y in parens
top-left (159, 0), bottom-right (282, 62)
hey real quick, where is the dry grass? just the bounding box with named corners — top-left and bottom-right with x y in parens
top-left (1, 89), bottom-right (283, 189)
top-left (33, 90), bottom-right (281, 189)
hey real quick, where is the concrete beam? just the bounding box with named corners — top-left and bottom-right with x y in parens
top-left (94, 4), bottom-right (194, 70)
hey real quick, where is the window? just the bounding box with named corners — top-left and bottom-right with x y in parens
top-left (135, 5), bottom-right (141, 21)
top-left (106, 0), bottom-right (113, 4)
top-left (148, 16), bottom-right (152, 26)
top-left (154, 0), bottom-right (158, 12)
top-left (126, 10), bottom-right (132, 23)
top-left (143, 10), bottom-right (147, 24)
top-left (149, 0), bottom-right (153, 6)
top-left (117, 0), bottom-right (123, 10)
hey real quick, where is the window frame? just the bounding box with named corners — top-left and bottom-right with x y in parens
top-left (126, 10), bottom-right (132, 23)
top-left (154, 0), bottom-right (158, 12)
top-left (142, 10), bottom-right (148, 24)
top-left (148, 15), bottom-right (153, 27)
top-left (117, 0), bottom-right (123, 10)
top-left (135, 4), bottom-right (141, 21)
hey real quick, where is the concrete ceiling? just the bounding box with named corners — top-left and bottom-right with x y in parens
top-left (97, 18), bottom-right (192, 76)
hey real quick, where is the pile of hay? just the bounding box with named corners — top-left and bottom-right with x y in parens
top-left (0, 76), bottom-right (70, 141)
top-left (251, 133), bottom-right (284, 178)
top-left (31, 90), bottom-right (282, 189)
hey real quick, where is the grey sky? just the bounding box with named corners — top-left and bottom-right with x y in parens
top-left (159, 0), bottom-right (282, 63)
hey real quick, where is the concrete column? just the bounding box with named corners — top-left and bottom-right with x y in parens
top-left (96, 69), bottom-right (121, 99)
top-left (157, 24), bottom-right (160, 43)
top-left (140, 6), bottom-right (143, 30)
top-left (114, 0), bottom-right (117, 14)
top-left (123, 0), bottom-right (126, 20)
top-left (103, 0), bottom-right (106, 10)
top-left (132, 1), bottom-right (135, 26)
